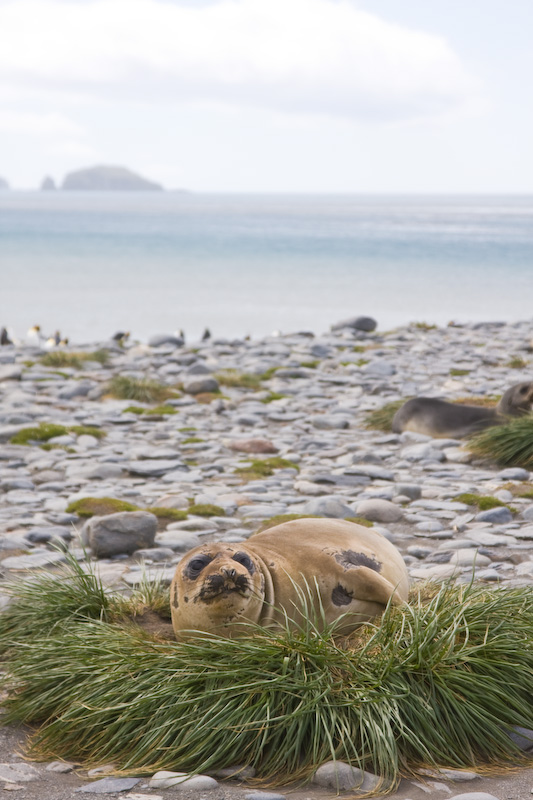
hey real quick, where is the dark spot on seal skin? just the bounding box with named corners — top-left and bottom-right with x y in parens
top-left (171, 584), bottom-right (179, 609)
top-left (331, 585), bottom-right (354, 606)
top-left (335, 549), bottom-right (382, 573)
top-left (231, 552), bottom-right (255, 574)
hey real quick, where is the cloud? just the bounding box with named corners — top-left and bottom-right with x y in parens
top-left (0, 109), bottom-right (83, 135)
top-left (0, 0), bottom-right (479, 122)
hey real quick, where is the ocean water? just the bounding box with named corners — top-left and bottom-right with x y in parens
top-left (1, 192), bottom-right (532, 344)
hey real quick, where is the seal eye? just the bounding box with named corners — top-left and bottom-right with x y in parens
top-left (185, 555), bottom-right (212, 580)
top-left (520, 385), bottom-right (529, 395)
top-left (231, 552), bottom-right (255, 574)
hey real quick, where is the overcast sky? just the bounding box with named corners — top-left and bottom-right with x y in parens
top-left (1, 0), bottom-right (532, 192)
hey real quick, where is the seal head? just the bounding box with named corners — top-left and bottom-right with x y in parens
top-left (170, 543), bottom-right (272, 638)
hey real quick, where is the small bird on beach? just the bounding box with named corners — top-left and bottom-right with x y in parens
top-left (201, 327), bottom-right (211, 341)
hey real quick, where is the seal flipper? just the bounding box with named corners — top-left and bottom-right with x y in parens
top-left (340, 566), bottom-right (405, 609)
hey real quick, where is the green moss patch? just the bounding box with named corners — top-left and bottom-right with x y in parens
top-left (148, 508), bottom-right (188, 522)
top-left (181, 436), bottom-right (203, 444)
top-left (259, 391), bottom-right (287, 404)
top-left (66, 497), bottom-right (139, 517)
top-left (10, 423), bottom-right (106, 446)
top-left (123, 405), bottom-right (177, 416)
top-left (345, 516), bottom-right (374, 527)
top-left (187, 504), bottom-right (225, 517)
top-left (455, 493), bottom-right (513, 512)
top-left (235, 457), bottom-right (300, 480)
top-left (506, 356), bottom-right (528, 369)
top-left (468, 415), bottom-right (533, 469)
top-left (0, 559), bottom-right (532, 786)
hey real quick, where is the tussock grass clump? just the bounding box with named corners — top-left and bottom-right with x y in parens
top-left (455, 493), bottom-right (513, 512)
top-left (235, 457), bottom-right (300, 480)
top-left (106, 376), bottom-right (178, 404)
top-left (365, 400), bottom-right (406, 432)
top-left (507, 356), bottom-right (528, 369)
top-left (0, 564), bottom-right (532, 787)
top-left (39, 349), bottom-right (110, 369)
top-left (468, 415), bottom-right (533, 468)
top-left (214, 370), bottom-right (263, 390)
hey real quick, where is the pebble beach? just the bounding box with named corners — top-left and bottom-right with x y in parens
top-left (1, 315), bottom-right (533, 799)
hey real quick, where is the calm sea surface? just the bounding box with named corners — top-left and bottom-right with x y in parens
top-left (1, 193), bottom-right (532, 344)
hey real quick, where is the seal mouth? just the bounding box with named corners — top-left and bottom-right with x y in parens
top-left (196, 572), bottom-right (251, 603)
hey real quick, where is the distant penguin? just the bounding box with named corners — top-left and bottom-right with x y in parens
top-left (1, 327), bottom-right (13, 346)
top-left (44, 330), bottom-right (61, 349)
top-left (112, 331), bottom-right (130, 346)
top-left (27, 325), bottom-right (44, 346)
top-left (201, 327), bottom-right (211, 341)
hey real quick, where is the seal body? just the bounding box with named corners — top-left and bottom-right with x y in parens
top-left (170, 518), bottom-right (409, 639)
top-left (391, 381), bottom-right (533, 439)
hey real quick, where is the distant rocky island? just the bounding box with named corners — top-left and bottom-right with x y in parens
top-left (60, 165), bottom-right (163, 191)
top-left (0, 177), bottom-right (9, 190)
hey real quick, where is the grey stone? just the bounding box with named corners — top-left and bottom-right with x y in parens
top-left (449, 548), bottom-right (491, 567)
top-left (25, 526), bottom-right (72, 544)
top-left (364, 360), bottom-right (396, 377)
top-left (83, 511), bottom-right (157, 557)
top-left (495, 467), bottom-right (530, 481)
top-left (512, 525), bottom-right (533, 539)
top-left (312, 415), bottom-right (350, 430)
top-left (0, 365), bottom-right (22, 381)
top-left (520, 504), bottom-right (533, 521)
top-left (396, 483), bottom-right (422, 500)
top-left (182, 376), bottom-right (219, 394)
top-left (447, 794), bottom-right (500, 800)
top-left (475, 507), bottom-right (513, 524)
top-left (148, 771), bottom-right (218, 790)
top-left (0, 478), bottom-right (35, 491)
top-left (300, 496), bottom-right (355, 518)
top-left (126, 459), bottom-right (186, 477)
top-left (75, 778), bottom-right (141, 793)
top-left (507, 725), bottom-right (533, 751)
top-left (244, 793), bottom-right (286, 800)
top-left (355, 498), bottom-right (402, 523)
top-left (0, 763), bottom-right (40, 782)
top-left (347, 465), bottom-right (395, 481)
top-left (133, 547), bottom-right (175, 562)
top-left (58, 380), bottom-right (93, 400)
top-left (313, 761), bottom-right (381, 792)
top-left (401, 443), bottom-right (446, 462)
top-left (1, 551), bottom-right (66, 570)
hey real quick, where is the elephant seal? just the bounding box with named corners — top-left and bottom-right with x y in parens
top-left (391, 381), bottom-right (533, 439)
top-left (170, 518), bottom-right (409, 639)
